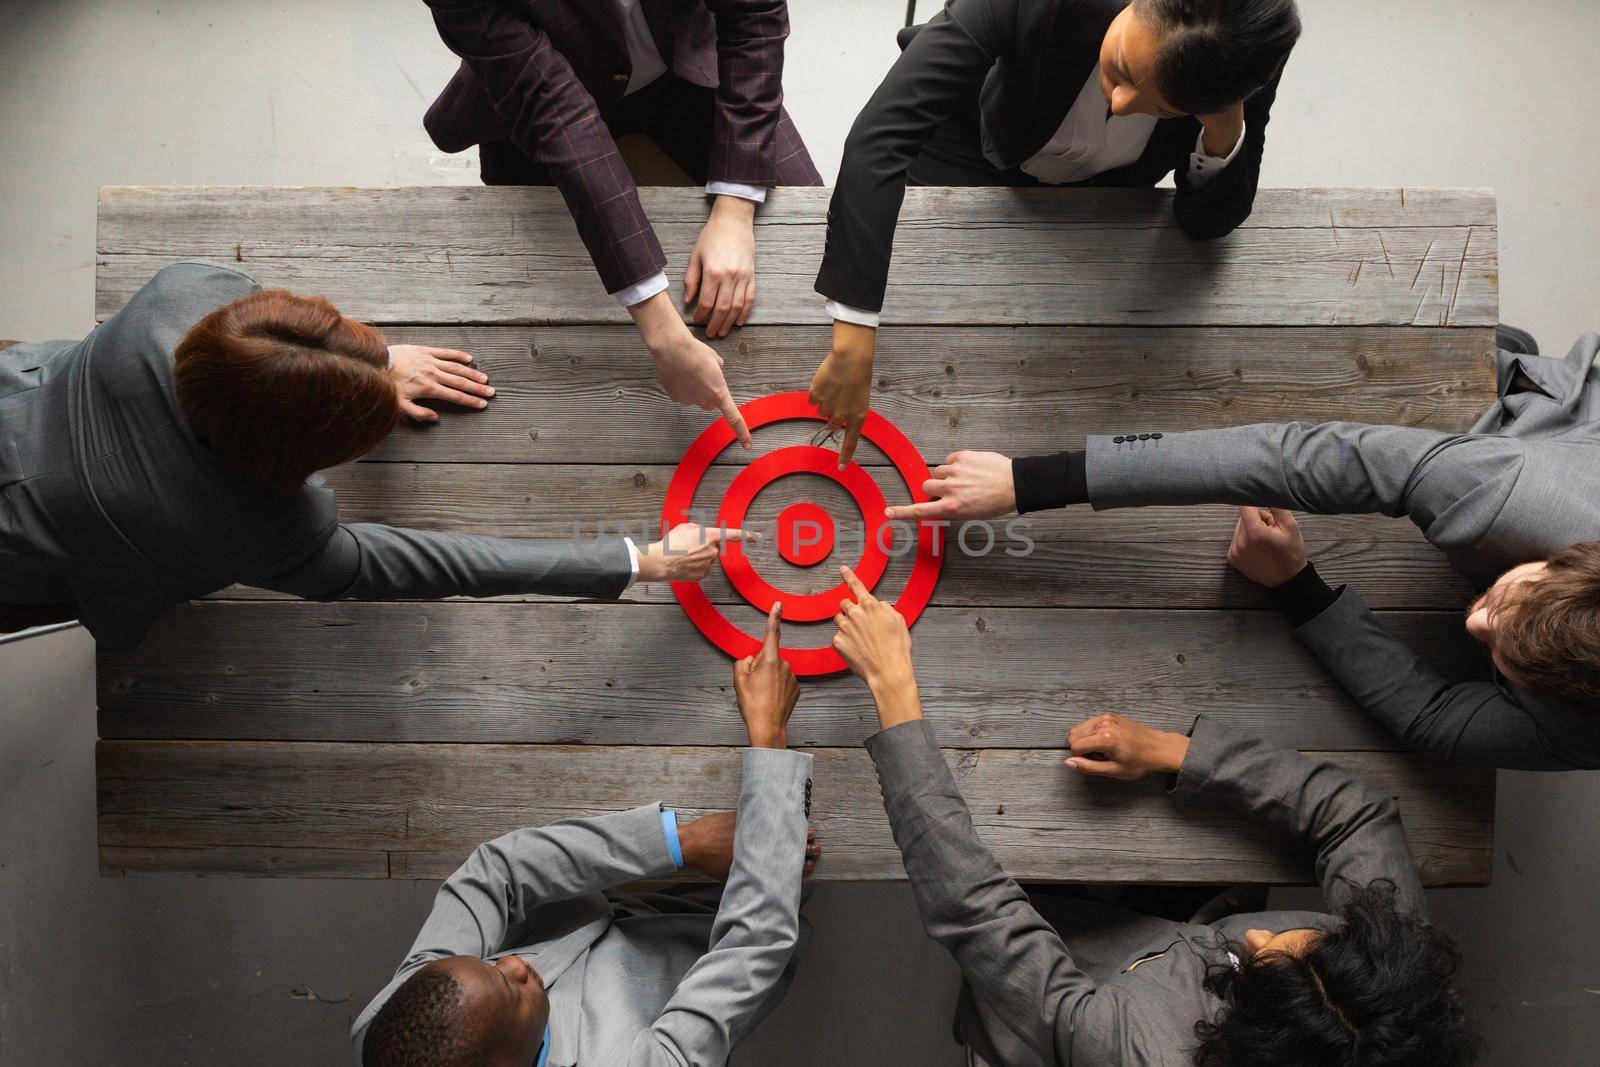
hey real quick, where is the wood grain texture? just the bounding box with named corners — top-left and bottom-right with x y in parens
top-left (98, 601), bottom-right (1488, 751)
top-left (337, 325), bottom-right (1497, 465)
top-left (96, 739), bottom-right (1494, 884)
top-left (96, 187), bottom-right (1498, 327)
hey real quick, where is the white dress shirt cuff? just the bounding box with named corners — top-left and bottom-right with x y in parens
top-left (825, 299), bottom-right (881, 330)
top-left (614, 271), bottom-right (670, 309)
top-left (1187, 119), bottom-right (1246, 187)
top-left (623, 537), bottom-right (642, 588)
top-left (706, 181), bottom-right (768, 204)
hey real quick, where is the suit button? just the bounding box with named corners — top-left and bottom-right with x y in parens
top-left (613, 73), bottom-right (628, 83)
top-left (1113, 436), bottom-right (1125, 444)
top-left (1151, 433), bottom-right (1163, 439)
top-left (1138, 433), bottom-right (1151, 440)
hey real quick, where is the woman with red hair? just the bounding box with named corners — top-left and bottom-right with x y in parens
top-left (0, 260), bottom-right (736, 647)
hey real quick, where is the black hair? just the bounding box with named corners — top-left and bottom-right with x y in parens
top-left (1193, 882), bottom-right (1479, 1066)
top-left (1136, 0), bottom-right (1303, 115)
top-left (362, 964), bottom-right (476, 1067)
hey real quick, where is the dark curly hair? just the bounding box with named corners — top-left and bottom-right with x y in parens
top-left (363, 964), bottom-right (476, 1067)
top-left (1193, 882), bottom-right (1478, 1066)
top-left (1137, 0), bottom-right (1302, 116)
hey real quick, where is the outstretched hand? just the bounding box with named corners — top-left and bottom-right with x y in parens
top-left (1064, 713), bottom-right (1190, 781)
top-left (809, 322), bottom-right (875, 468)
top-left (387, 344), bottom-right (495, 422)
top-left (832, 566), bottom-right (923, 729)
top-left (885, 450), bottom-right (1017, 522)
top-left (638, 523), bottom-right (753, 583)
top-left (733, 602), bottom-right (800, 749)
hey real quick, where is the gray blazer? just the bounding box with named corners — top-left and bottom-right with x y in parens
top-left (0, 261), bottom-right (632, 648)
top-left (350, 747), bottom-right (813, 1065)
top-left (866, 716), bottom-right (1425, 1067)
top-left (1084, 335), bottom-right (1600, 770)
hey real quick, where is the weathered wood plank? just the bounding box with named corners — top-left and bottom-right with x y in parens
top-left (99, 845), bottom-right (386, 878)
top-left (97, 601), bottom-right (1487, 751)
top-left (337, 325), bottom-right (1496, 465)
top-left (96, 740), bottom-right (1494, 884)
top-left (280, 463), bottom-right (1478, 611)
top-left (96, 187), bottom-right (1498, 327)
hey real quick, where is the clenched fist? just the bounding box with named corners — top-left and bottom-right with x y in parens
top-left (1227, 506), bottom-right (1309, 588)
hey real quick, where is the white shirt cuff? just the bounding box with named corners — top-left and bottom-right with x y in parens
top-left (706, 181), bottom-right (767, 204)
top-left (614, 271), bottom-right (670, 309)
top-left (1187, 119), bottom-right (1246, 187)
top-left (825, 299), bottom-right (881, 330)
top-left (623, 537), bottom-right (641, 588)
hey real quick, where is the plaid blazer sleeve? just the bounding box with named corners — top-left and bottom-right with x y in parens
top-left (424, 0), bottom-right (666, 294)
top-left (701, 0), bottom-right (792, 186)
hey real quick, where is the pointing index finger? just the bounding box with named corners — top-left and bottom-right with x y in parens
top-left (839, 565), bottom-right (872, 603)
top-left (762, 601), bottom-right (783, 654)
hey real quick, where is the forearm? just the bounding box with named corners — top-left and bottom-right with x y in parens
top-left (402, 805), bottom-right (680, 965)
top-left (637, 748), bottom-right (811, 1063)
top-left (1172, 716), bottom-right (1426, 914)
top-left (1294, 587), bottom-right (1586, 770)
top-left (814, 3), bottom-right (1002, 311)
top-left (260, 524), bottom-right (632, 602)
top-left (1081, 422), bottom-right (1450, 517)
top-left (867, 720), bottom-right (1087, 1060)
top-left (703, 0), bottom-right (789, 186)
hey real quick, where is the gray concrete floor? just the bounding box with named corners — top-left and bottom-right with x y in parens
top-left (3, 1), bottom-right (1599, 1063)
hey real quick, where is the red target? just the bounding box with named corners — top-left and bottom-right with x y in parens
top-left (662, 392), bottom-right (945, 676)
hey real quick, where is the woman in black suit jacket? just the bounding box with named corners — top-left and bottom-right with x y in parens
top-left (809, 0), bottom-right (1302, 464)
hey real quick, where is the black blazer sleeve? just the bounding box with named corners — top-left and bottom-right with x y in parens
top-left (1171, 65), bottom-right (1283, 240)
top-left (814, 0), bottom-right (1018, 313)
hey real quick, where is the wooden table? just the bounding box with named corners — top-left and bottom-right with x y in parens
top-left (95, 186), bottom-right (1499, 884)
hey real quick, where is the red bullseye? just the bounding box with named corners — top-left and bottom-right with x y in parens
top-left (662, 392), bottom-right (945, 676)
top-left (776, 502), bottom-right (834, 566)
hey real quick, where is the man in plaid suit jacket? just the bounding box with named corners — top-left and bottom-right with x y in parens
top-left (423, 0), bottom-right (823, 447)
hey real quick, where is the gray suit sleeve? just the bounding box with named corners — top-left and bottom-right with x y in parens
top-left (631, 748), bottom-right (812, 1067)
top-left (1171, 716), bottom-right (1427, 916)
top-left (1085, 422), bottom-right (1519, 539)
top-left (1293, 587), bottom-right (1588, 770)
top-left (352, 805), bottom-right (679, 1052)
top-left (866, 719), bottom-right (1091, 1065)
top-left (251, 523), bottom-right (633, 601)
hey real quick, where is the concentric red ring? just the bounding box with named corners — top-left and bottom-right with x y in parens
top-left (662, 392), bottom-right (945, 676)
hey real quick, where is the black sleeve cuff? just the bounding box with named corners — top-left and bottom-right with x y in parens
top-left (1269, 563), bottom-right (1343, 628)
top-left (1012, 451), bottom-right (1087, 514)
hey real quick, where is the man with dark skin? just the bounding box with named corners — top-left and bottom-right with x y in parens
top-left (353, 604), bottom-right (818, 1066)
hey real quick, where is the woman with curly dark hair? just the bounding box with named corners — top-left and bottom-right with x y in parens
top-left (836, 584), bottom-right (1478, 1067)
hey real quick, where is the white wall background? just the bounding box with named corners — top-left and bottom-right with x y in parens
top-left (3, 1), bottom-right (1599, 1063)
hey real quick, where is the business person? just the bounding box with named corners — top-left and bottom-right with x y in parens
top-left (810, 0), bottom-right (1302, 464)
top-left (423, 0), bottom-right (824, 449)
top-left (353, 604), bottom-right (815, 1066)
top-left (0, 260), bottom-right (740, 648)
top-left (884, 330), bottom-right (1600, 770)
top-left (829, 566), bottom-right (1476, 1066)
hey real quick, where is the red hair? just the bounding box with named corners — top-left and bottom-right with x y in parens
top-left (174, 290), bottom-right (398, 494)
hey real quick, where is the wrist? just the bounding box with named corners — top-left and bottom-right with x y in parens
top-left (636, 551), bottom-right (665, 583)
top-left (869, 672), bottom-right (923, 727)
top-left (1154, 732), bottom-right (1191, 775)
top-left (630, 290), bottom-right (683, 347)
top-left (1201, 118), bottom-right (1244, 157)
top-left (711, 194), bottom-right (757, 223)
top-left (747, 727), bottom-right (788, 750)
top-left (676, 816), bottom-right (702, 869)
